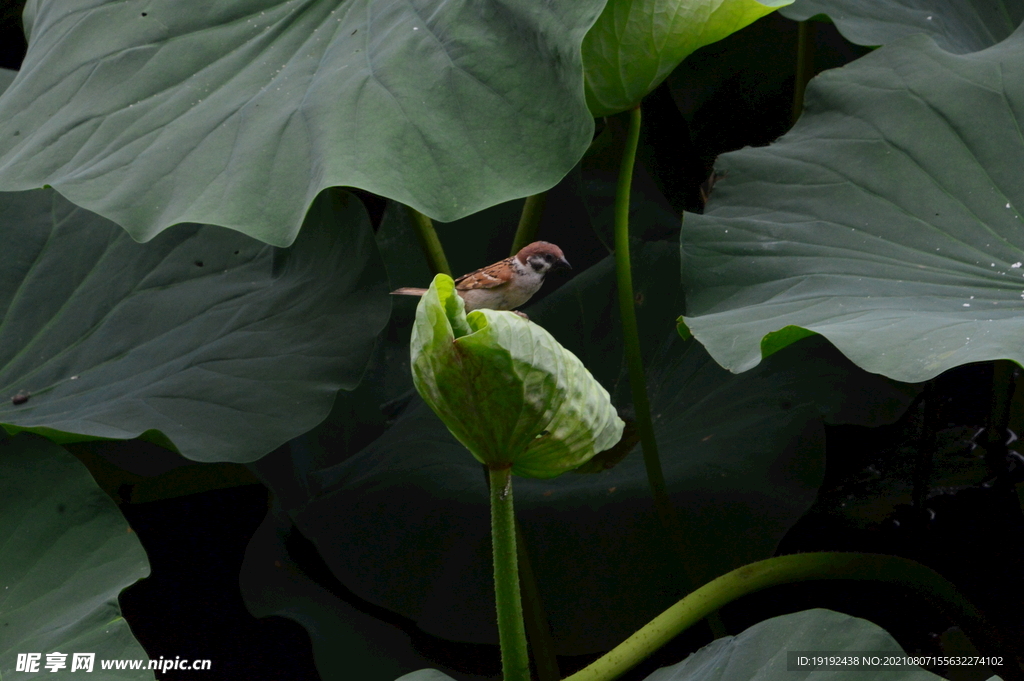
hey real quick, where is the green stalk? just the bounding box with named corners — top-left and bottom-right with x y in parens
top-left (615, 106), bottom-right (723, 637)
top-left (564, 552), bottom-right (1018, 681)
top-left (615, 107), bottom-right (667, 521)
top-left (510, 192), bottom-right (548, 255)
top-left (482, 463), bottom-right (560, 680)
top-left (489, 466), bottom-right (530, 681)
top-left (406, 206), bottom-right (452, 277)
top-left (792, 21), bottom-right (813, 126)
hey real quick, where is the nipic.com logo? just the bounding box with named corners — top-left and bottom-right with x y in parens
top-left (15, 652), bottom-right (212, 673)
top-left (17, 652), bottom-right (95, 673)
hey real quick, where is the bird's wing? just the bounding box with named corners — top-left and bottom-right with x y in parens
top-left (454, 258), bottom-right (515, 290)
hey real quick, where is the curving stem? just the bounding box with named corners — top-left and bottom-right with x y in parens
top-left (614, 106), bottom-right (669, 520)
top-left (563, 552), bottom-right (1018, 681)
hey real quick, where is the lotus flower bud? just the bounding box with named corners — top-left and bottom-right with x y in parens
top-left (410, 274), bottom-right (624, 478)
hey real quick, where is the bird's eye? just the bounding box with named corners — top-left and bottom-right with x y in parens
top-left (544, 254), bottom-right (554, 262)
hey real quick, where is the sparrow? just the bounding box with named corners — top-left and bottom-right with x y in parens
top-left (391, 241), bottom-right (571, 312)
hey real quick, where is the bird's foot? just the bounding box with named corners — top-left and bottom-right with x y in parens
top-left (512, 310), bottom-right (530, 320)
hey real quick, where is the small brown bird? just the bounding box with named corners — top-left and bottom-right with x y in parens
top-left (391, 241), bottom-right (571, 312)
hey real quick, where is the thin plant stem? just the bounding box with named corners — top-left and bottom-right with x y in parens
top-left (516, 521), bottom-right (561, 681)
top-left (563, 552), bottom-right (1019, 681)
top-left (489, 465), bottom-right (530, 681)
top-left (511, 192), bottom-right (548, 255)
top-left (406, 205), bottom-right (452, 277)
top-left (615, 106), bottom-right (667, 525)
top-left (614, 106), bottom-right (725, 638)
top-left (792, 21), bottom-right (813, 126)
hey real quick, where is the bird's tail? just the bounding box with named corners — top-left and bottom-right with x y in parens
top-left (390, 287), bottom-right (428, 297)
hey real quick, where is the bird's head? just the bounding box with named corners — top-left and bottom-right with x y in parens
top-left (516, 241), bottom-right (571, 275)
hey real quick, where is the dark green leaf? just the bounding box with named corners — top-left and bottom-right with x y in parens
top-left (682, 26), bottom-right (1024, 382)
top-left (0, 68), bottom-right (14, 93)
top-left (0, 0), bottom-right (604, 245)
top-left (0, 434), bottom-right (153, 680)
top-left (240, 503), bottom-right (466, 681)
top-left (0, 188), bottom-right (388, 462)
top-left (781, 0), bottom-right (1024, 53)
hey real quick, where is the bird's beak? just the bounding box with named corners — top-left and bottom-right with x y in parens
top-left (555, 257), bottom-right (572, 270)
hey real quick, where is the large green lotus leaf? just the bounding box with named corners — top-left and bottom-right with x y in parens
top-left (0, 0), bottom-right (604, 246)
top-left (0, 187), bottom-right (389, 462)
top-left (394, 609), bottom-right (951, 681)
top-left (410, 274), bottom-right (624, 478)
top-left (781, 0), bottom-right (1024, 53)
top-left (582, 0), bottom-right (793, 116)
top-left (681, 26), bottom-right (1024, 383)
top-left (292, 242), bottom-right (912, 654)
top-left (0, 434), bottom-right (153, 680)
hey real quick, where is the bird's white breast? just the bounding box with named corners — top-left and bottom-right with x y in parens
top-left (460, 259), bottom-right (544, 311)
